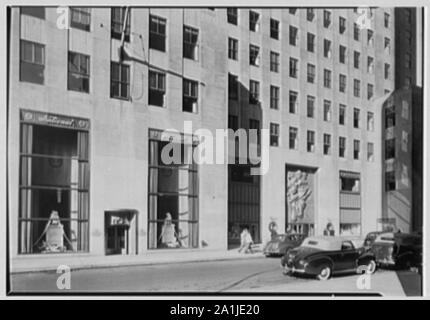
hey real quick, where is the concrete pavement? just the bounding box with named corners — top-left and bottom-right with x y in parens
top-left (231, 269), bottom-right (407, 297)
top-left (10, 246), bottom-right (264, 274)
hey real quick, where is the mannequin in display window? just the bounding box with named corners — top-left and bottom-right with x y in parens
top-left (159, 212), bottom-right (179, 248)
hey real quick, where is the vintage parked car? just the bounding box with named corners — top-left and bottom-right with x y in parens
top-left (363, 231), bottom-right (385, 251)
top-left (371, 232), bottom-right (422, 271)
top-left (263, 233), bottom-right (306, 257)
top-left (281, 236), bottom-right (376, 280)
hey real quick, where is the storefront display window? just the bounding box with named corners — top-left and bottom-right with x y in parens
top-left (18, 110), bottom-right (90, 254)
top-left (148, 129), bottom-right (199, 249)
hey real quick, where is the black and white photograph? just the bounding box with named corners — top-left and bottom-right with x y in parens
top-left (2, 1), bottom-right (428, 301)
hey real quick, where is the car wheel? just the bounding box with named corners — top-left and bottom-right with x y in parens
top-left (317, 265), bottom-right (331, 281)
top-left (364, 260), bottom-right (376, 274)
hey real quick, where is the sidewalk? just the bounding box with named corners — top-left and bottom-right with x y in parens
top-left (231, 270), bottom-right (407, 297)
top-left (10, 246), bottom-right (264, 274)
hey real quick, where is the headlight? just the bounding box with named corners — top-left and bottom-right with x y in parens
top-left (298, 260), bottom-right (306, 265)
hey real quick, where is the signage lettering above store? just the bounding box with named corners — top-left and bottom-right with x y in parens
top-left (20, 109), bottom-right (90, 130)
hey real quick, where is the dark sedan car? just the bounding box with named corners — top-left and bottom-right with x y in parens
top-left (371, 232), bottom-right (422, 272)
top-left (263, 233), bottom-right (306, 257)
top-left (281, 236), bottom-right (376, 280)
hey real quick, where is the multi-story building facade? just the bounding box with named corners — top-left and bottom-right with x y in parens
top-left (380, 7), bottom-right (423, 233)
top-left (8, 7), bottom-right (397, 267)
top-left (226, 7), bottom-right (394, 244)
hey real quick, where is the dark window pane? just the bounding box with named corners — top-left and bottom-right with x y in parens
top-left (21, 7), bottom-right (45, 19)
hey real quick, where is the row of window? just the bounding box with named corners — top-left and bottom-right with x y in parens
top-left (229, 36), bottom-right (391, 79)
top-left (20, 39), bottom-right (199, 111)
top-left (229, 77), bottom-right (377, 116)
top-left (268, 124), bottom-right (374, 160)
top-left (227, 8), bottom-right (391, 37)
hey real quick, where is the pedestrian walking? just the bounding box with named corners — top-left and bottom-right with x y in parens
top-left (238, 228), bottom-right (254, 254)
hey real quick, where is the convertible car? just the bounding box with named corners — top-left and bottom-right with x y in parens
top-left (371, 232), bottom-right (422, 272)
top-left (281, 236), bottom-right (376, 280)
top-left (263, 233), bottom-right (306, 257)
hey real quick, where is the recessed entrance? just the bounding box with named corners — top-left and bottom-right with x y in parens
top-left (105, 210), bottom-right (138, 255)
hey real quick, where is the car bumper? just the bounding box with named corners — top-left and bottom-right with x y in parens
top-left (281, 264), bottom-right (306, 274)
top-left (376, 258), bottom-right (395, 266)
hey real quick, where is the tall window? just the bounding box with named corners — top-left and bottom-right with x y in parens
top-left (149, 15), bottom-right (166, 52)
top-left (19, 113), bottom-right (90, 254)
top-left (21, 6), bottom-right (45, 19)
top-left (323, 39), bottom-right (332, 58)
top-left (110, 62), bottom-right (130, 99)
top-left (353, 140), bottom-right (360, 159)
top-left (323, 10), bottom-right (331, 28)
top-left (339, 171), bottom-right (361, 235)
top-left (290, 26), bottom-right (298, 46)
top-left (289, 127), bottom-right (298, 150)
top-left (353, 23), bottom-right (360, 41)
top-left (183, 78), bottom-right (198, 112)
top-left (183, 25), bottom-right (199, 60)
top-left (307, 9), bottom-right (315, 21)
top-left (385, 138), bottom-right (396, 159)
top-left (385, 37), bottom-right (391, 54)
top-left (367, 112), bottom-right (374, 131)
top-left (270, 51), bottom-right (280, 72)
top-left (228, 73), bottom-right (239, 100)
top-left (307, 130), bottom-right (315, 152)
top-left (339, 104), bottom-right (346, 125)
top-left (289, 91), bottom-right (298, 114)
top-left (323, 69), bottom-right (331, 88)
top-left (249, 44), bottom-right (260, 66)
top-left (249, 119), bottom-right (260, 145)
top-left (367, 84), bottom-right (374, 100)
top-left (228, 37), bottom-right (238, 60)
top-left (307, 63), bottom-right (315, 83)
top-left (289, 58), bottom-right (298, 78)
top-left (339, 137), bottom-right (346, 158)
top-left (227, 8), bottom-right (238, 25)
top-left (270, 85), bottom-right (280, 110)
top-left (339, 45), bottom-right (346, 64)
top-left (367, 56), bottom-right (374, 73)
top-left (70, 7), bottom-right (91, 31)
top-left (339, 74), bottom-right (346, 93)
top-left (367, 143), bottom-right (374, 162)
top-left (386, 171), bottom-right (395, 191)
top-left (307, 32), bottom-right (315, 52)
top-left (249, 80), bottom-right (260, 104)
top-left (148, 133), bottom-right (199, 249)
top-left (339, 16), bottom-right (346, 34)
top-left (20, 40), bottom-right (45, 85)
top-left (384, 63), bottom-right (391, 79)
top-left (353, 79), bottom-right (360, 97)
top-left (249, 11), bottom-right (260, 32)
top-left (307, 95), bottom-right (315, 118)
top-left (149, 70), bottom-right (166, 107)
top-left (111, 7), bottom-right (130, 41)
top-left (68, 52), bottom-right (90, 93)
top-left (354, 51), bottom-right (360, 68)
top-left (270, 123), bottom-right (279, 147)
top-left (367, 29), bottom-right (374, 46)
top-left (385, 105), bottom-right (396, 128)
top-left (384, 13), bottom-right (390, 28)
top-left (353, 108), bottom-right (360, 128)
top-left (323, 134), bottom-right (331, 155)
top-left (324, 100), bottom-right (332, 121)
top-left (270, 18), bottom-right (280, 39)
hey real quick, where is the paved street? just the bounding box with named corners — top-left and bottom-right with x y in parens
top-left (10, 256), bottom-right (421, 296)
